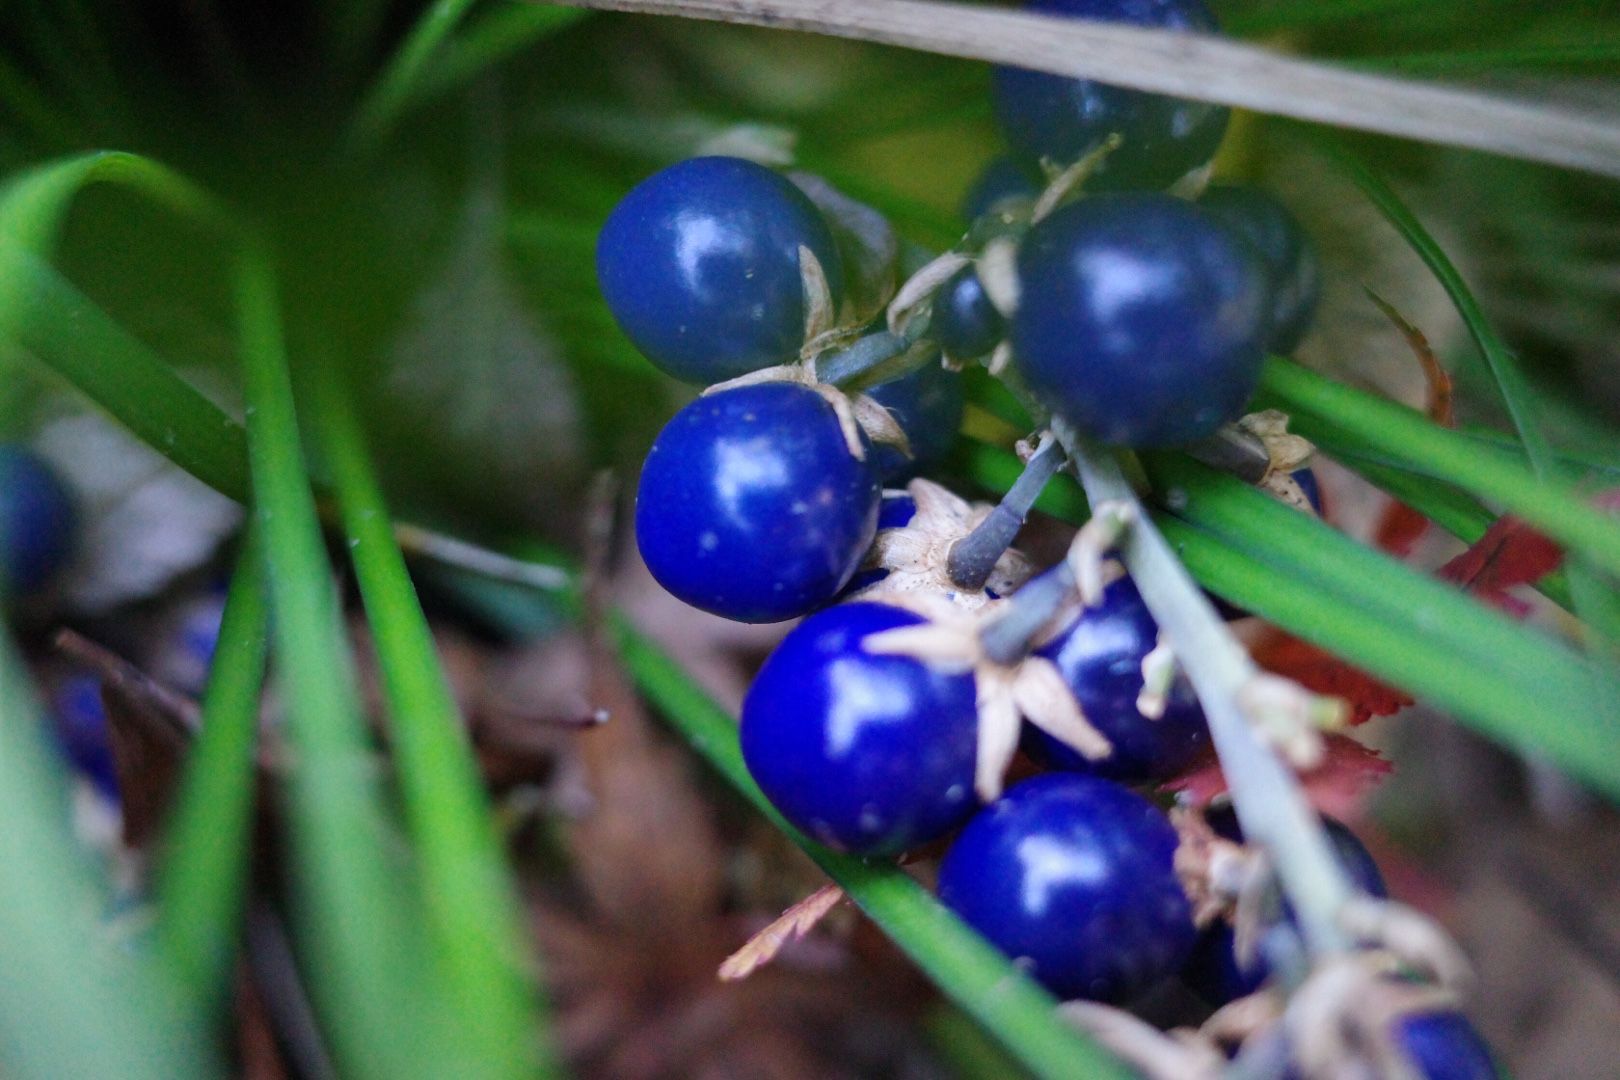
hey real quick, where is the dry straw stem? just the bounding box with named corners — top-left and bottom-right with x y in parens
top-left (546, 0), bottom-right (1620, 179)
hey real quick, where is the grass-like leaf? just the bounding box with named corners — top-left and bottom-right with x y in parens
top-left (234, 244), bottom-right (468, 1080)
top-left (0, 634), bottom-right (220, 1078)
top-left (613, 623), bottom-right (1132, 1080)
top-left (1259, 359), bottom-right (1620, 580)
top-left (154, 529), bottom-right (270, 1007)
top-left (309, 362), bottom-right (558, 1079)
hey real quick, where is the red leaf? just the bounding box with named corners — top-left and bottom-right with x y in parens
top-left (1252, 632), bottom-right (1413, 725)
top-left (1162, 735), bottom-right (1392, 815)
top-left (1437, 515), bottom-right (1563, 615)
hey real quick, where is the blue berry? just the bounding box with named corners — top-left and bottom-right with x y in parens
top-left (1025, 576), bottom-right (1208, 782)
top-left (1395, 1010), bottom-right (1500, 1080)
top-left (52, 675), bottom-right (119, 800)
top-left (866, 361), bottom-right (964, 481)
top-left (1184, 808), bottom-right (1387, 1004)
top-left (741, 602), bottom-right (979, 855)
top-left (1011, 194), bottom-right (1269, 447)
top-left (597, 156), bottom-right (845, 384)
top-left (991, 0), bottom-right (1229, 192)
top-left (1293, 467), bottom-right (1323, 516)
top-left (932, 268), bottom-right (1004, 362)
top-left (0, 444), bottom-right (76, 599)
top-left (635, 383), bottom-right (879, 623)
top-left (938, 773), bottom-right (1196, 1001)
top-left (1199, 184), bottom-right (1321, 353)
top-left (962, 155), bottom-right (1041, 222)
top-left (841, 490), bottom-right (919, 596)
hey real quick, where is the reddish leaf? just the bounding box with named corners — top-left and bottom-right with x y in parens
top-left (1252, 632), bottom-right (1413, 725)
top-left (1375, 502), bottom-right (1432, 559)
top-left (1438, 516), bottom-right (1563, 616)
top-left (1163, 735), bottom-right (1392, 815)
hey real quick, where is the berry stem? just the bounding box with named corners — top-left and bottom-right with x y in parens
top-left (1055, 419), bottom-right (1357, 958)
top-left (947, 433), bottom-right (1066, 592)
top-left (816, 318), bottom-right (934, 389)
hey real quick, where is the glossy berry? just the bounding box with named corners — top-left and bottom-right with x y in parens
top-left (866, 361), bottom-right (965, 481)
top-left (1200, 184), bottom-right (1322, 353)
top-left (52, 676), bottom-right (118, 800)
top-left (991, 0), bottom-right (1229, 192)
top-left (1011, 194), bottom-right (1269, 447)
top-left (1394, 1010), bottom-right (1500, 1080)
top-left (0, 444), bottom-right (76, 599)
top-left (597, 156), bottom-right (845, 384)
top-left (962, 155), bottom-right (1041, 222)
top-left (637, 383), bottom-right (879, 623)
top-left (1025, 576), bottom-right (1208, 782)
top-left (741, 602), bottom-right (979, 856)
top-left (932, 268), bottom-right (1004, 362)
top-left (938, 773), bottom-right (1196, 1001)
top-left (1184, 808), bottom-right (1387, 1004)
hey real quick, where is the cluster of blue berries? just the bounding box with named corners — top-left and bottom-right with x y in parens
top-left (600, 0), bottom-right (1494, 1072)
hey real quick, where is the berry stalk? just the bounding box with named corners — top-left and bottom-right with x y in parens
top-left (1056, 419), bottom-right (1356, 958)
top-left (947, 433), bottom-right (1067, 592)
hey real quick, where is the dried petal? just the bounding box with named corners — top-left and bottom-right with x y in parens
top-left (718, 883), bottom-right (846, 982)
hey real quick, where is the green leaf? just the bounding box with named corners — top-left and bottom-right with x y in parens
top-left (154, 529), bottom-right (270, 1007)
top-left (309, 362), bottom-right (559, 1079)
top-left (0, 634), bottom-right (221, 1079)
top-left (1259, 358), bottom-right (1620, 580)
top-left (613, 624), bottom-right (1133, 1080)
top-left (234, 243), bottom-right (466, 1080)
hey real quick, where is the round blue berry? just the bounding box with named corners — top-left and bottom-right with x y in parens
top-left (52, 675), bottom-right (119, 800)
top-left (1200, 184), bottom-right (1322, 354)
top-left (1184, 809), bottom-right (1388, 1004)
top-left (866, 361), bottom-right (964, 481)
top-left (741, 602), bottom-right (979, 856)
top-left (938, 773), bottom-right (1196, 1001)
top-left (991, 0), bottom-right (1229, 192)
top-left (1011, 194), bottom-right (1269, 447)
top-left (597, 156), bottom-right (845, 384)
top-left (0, 444), bottom-right (76, 599)
top-left (635, 382), bottom-right (879, 623)
top-left (932, 268), bottom-right (1004, 363)
top-left (1395, 1010), bottom-right (1500, 1080)
top-left (1025, 576), bottom-right (1208, 782)
top-left (962, 155), bottom-right (1041, 223)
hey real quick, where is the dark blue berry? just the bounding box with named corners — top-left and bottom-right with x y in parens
top-left (597, 156), bottom-right (845, 384)
top-left (635, 383), bottom-right (880, 623)
top-left (1025, 576), bottom-right (1208, 782)
top-left (1184, 809), bottom-right (1387, 1004)
top-left (1293, 467), bottom-right (1323, 516)
top-left (741, 602), bottom-right (979, 856)
top-left (1199, 184), bottom-right (1322, 353)
top-left (938, 773), bottom-right (1196, 1001)
top-left (1395, 1010), bottom-right (1500, 1080)
top-left (52, 675), bottom-right (119, 800)
top-left (991, 0), bottom-right (1229, 192)
top-left (0, 444), bottom-right (76, 599)
top-left (962, 155), bottom-right (1041, 222)
top-left (1011, 194), bottom-right (1269, 447)
top-left (866, 361), bottom-right (964, 481)
top-left (932, 268), bottom-right (1004, 362)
